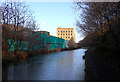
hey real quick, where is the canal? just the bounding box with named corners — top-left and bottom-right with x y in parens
top-left (3, 49), bottom-right (87, 80)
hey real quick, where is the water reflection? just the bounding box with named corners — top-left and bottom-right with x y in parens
top-left (3, 49), bottom-right (87, 80)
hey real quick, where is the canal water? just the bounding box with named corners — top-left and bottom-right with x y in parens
top-left (3, 49), bottom-right (87, 80)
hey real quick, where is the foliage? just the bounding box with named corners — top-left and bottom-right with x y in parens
top-left (76, 2), bottom-right (120, 54)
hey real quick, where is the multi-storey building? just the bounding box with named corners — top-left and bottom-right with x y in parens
top-left (57, 27), bottom-right (75, 42)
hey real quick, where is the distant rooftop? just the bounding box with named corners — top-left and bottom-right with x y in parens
top-left (37, 31), bottom-right (50, 36)
top-left (57, 27), bottom-right (74, 29)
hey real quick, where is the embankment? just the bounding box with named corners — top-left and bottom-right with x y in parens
top-left (85, 48), bottom-right (120, 80)
top-left (2, 47), bottom-right (79, 64)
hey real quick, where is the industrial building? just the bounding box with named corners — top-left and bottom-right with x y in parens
top-left (8, 31), bottom-right (69, 52)
top-left (57, 27), bottom-right (75, 42)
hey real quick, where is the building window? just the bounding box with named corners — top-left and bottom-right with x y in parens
top-left (58, 31), bottom-right (59, 32)
top-left (68, 37), bottom-right (70, 38)
top-left (66, 31), bottom-right (67, 32)
top-left (61, 31), bottom-right (62, 32)
top-left (71, 34), bottom-right (72, 35)
top-left (66, 34), bottom-right (67, 35)
top-left (68, 34), bottom-right (70, 35)
top-left (58, 34), bottom-right (59, 35)
top-left (63, 34), bottom-right (65, 35)
top-left (71, 31), bottom-right (72, 32)
top-left (61, 34), bottom-right (62, 35)
top-left (69, 31), bottom-right (70, 32)
top-left (66, 37), bottom-right (67, 38)
top-left (63, 31), bottom-right (65, 32)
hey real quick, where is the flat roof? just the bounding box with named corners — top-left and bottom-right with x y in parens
top-left (57, 28), bottom-right (74, 29)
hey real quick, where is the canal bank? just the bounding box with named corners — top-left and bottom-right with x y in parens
top-left (85, 48), bottom-right (120, 80)
top-left (2, 47), bottom-right (80, 64)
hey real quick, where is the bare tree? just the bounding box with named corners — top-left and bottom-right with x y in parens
top-left (1, 1), bottom-right (38, 57)
top-left (75, 2), bottom-right (120, 51)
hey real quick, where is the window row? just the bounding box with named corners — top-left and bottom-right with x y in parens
top-left (60, 37), bottom-right (71, 38)
top-left (58, 31), bottom-right (72, 32)
top-left (58, 34), bottom-right (72, 35)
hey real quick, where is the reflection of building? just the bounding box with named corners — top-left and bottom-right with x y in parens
top-left (57, 27), bottom-right (75, 42)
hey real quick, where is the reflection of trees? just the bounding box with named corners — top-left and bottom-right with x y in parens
top-left (2, 64), bottom-right (9, 80)
top-left (2, 54), bottom-right (47, 80)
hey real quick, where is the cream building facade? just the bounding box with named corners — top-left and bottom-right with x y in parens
top-left (57, 27), bottom-right (75, 42)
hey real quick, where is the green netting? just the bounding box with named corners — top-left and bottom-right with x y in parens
top-left (49, 36), bottom-right (68, 50)
top-left (8, 39), bottom-right (28, 51)
top-left (8, 39), bottom-right (14, 51)
top-left (8, 31), bottom-right (68, 52)
top-left (64, 40), bottom-right (68, 48)
top-left (30, 32), bottom-right (49, 51)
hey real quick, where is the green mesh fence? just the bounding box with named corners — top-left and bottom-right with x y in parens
top-left (8, 31), bottom-right (68, 52)
top-left (8, 39), bottom-right (28, 51)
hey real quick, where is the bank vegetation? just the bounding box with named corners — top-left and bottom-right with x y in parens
top-left (76, 2), bottom-right (120, 58)
top-left (1, 1), bottom-right (38, 61)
